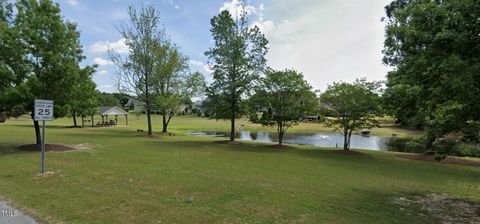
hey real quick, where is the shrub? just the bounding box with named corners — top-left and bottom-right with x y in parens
top-left (405, 137), bottom-right (427, 153)
top-left (453, 144), bottom-right (480, 157)
top-left (387, 133), bottom-right (480, 158)
top-left (386, 137), bottom-right (427, 153)
top-left (386, 137), bottom-right (410, 152)
top-left (433, 138), bottom-right (458, 160)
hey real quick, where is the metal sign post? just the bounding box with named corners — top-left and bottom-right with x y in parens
top-left (34, 99), bottom-right (54, 174)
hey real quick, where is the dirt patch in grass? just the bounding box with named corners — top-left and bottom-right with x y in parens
top-left (18, 144), bottom-right (75, 152)
top-left (67, 143), bottom-right (98, 153)
top-left (393, 193), bottom-right (480, 224)
top-left (329, 149), bottom-right (369, 156)
top-left (397, 154), bottom-right (480, 167)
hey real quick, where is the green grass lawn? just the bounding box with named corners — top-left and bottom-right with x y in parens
top-left (0, 115), bottom-right (478, 223)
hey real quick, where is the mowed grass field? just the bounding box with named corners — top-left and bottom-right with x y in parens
top-left (0, 115), bottom-right (479, 223)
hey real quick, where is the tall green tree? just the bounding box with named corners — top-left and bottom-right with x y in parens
top-left (155, 68), bottom-right (205, 133)
top-left (0, 0), bottom-right (29, 117)
top-left (13, 0), bottom-right (87, 144)
top-left (204, 5), bottom-right (268, 142)
top-left (111, 5), bottom-right (164, 136)
top-left (69, 66), bottom-right (98, 127)
top-left (153, 43), bottom-right (188, 133)
top-left (252, 69), bottom-right (318, 146)
top-left (321, 79), bottom-right (381, 150)
top-left (383, 0), bottom-right (480, 150)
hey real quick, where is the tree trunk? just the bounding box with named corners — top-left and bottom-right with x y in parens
top-left (347, 131), bottom-right (353, 149)
top-left (279, 131), bottom-right (284, 146)
top-left (81, 116), bottom-right (85, 127)
top-left (72, 111), bottom-right (77, 127)
top-left (278, 123), bottom-right (284, 146)
top-left (91, 116), bottom-right (94, 127)
top-left (343, 127), bottom-right (349, 150)
top-left (146, 109), bottom-right (152, 135)
top-left (162, 114), bottom-right (167, 133)
top-left (31, 110), bottom-right (41, 145)
top-left (230, 103), bottom-right (235, 142)
top-left (144, 72), bottom-right (152, 135)
top-left (229, 89), bottom-right (236, 142)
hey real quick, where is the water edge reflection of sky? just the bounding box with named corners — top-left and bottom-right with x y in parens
top-left (187, 130), bottom-right (390, 151)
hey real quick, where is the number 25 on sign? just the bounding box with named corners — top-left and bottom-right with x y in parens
top-left (34, 99), bottom-right (54, 121)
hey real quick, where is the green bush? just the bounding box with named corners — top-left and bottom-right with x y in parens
top-left (432, 138), bottom-right (458, 160)
top-left (452, 144), bottom-right (480, 157)
top-left (386, 137), bottom-right (426, 153)
top-left (405, 137), bottom-right (427, 153)
top-left (387, 134), bottom-right (480, 158)
top-left (386, 137), bottom-right (410, 152)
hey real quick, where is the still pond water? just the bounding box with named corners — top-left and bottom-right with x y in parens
top-left (187, 130), bottom-right (391, 151)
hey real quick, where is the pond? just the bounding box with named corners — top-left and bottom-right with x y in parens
top-left (187, 130), bottom-right (391, 151)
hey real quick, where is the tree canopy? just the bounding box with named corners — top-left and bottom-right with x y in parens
top-left (383, 0), bottom-right (480, 150)
top-left (321, 79), bottom-right (381, 150)
top-left (0, 0), bottom-right (95, 144)
top-left (204, 5), bottom-right (268, 142)
top-left (111, 5), bottom-right (165, 136)
top-left (252, 69), bottom-right (318, 146)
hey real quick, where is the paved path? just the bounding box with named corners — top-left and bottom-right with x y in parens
top-left (0, 201), bottom-right (37, 224)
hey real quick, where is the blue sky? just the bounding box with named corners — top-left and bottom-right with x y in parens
top-left (55, 0), bottom-right (392, 93)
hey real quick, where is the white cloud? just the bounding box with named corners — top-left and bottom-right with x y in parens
top-left (219, 0), bottom-right (256, 20)
top-left (251, 20), bottom-right (275, 35)
top-left (65, 0), bottom-right (78, 6)
top-left (261, 0), bottom-right (391, 91)
top-left (188, 60), bottom-right (213, 74)
top-left (171, 0), bottom-right (180, 9)
top-left (96, 70), bottom-right (110, 76)
top-left (188, 60), bottom-right (204, 66)
top-left (89, 38), bottom-right (128, 54)
top-left (93, 57), bottom-right (114, 66)
top-left (203, 64), bottom-right (213, 74)
top-left (219, 1), bottom-right (274, 35)
top-left (258, 3), bottom-right (265, 20)
top-left (215, 1), bottom-right (392, 91)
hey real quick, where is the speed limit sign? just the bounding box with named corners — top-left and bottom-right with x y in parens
top-left (34, 99), bottom-right (54, 174)
top-left (34, 99), bottom-right (54, 121)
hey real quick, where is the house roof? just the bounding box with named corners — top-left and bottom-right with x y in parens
top-left (99, 106), bottom-right (128, 116)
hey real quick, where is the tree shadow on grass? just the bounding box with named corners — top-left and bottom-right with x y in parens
top-left (6, 124), bottom-right (79, 129)
top-left (0, 144), bottom-right (36, 156)
top-left (6, 123), bottom-right (132, 130)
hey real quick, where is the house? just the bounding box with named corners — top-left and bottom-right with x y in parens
top-left (126, 97), bottom-right (161, 114)
top-left (126, 97), bottom-right (192, 114)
